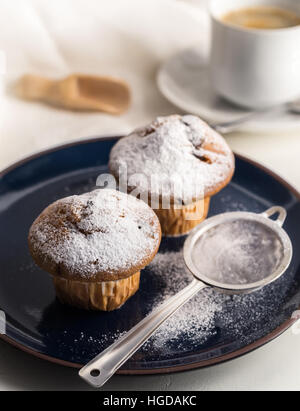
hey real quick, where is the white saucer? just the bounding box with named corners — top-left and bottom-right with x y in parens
top-left (157, 48), bottom-right (300, 133)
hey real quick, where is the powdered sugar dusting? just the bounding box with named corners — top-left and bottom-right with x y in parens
top-left (45, 248), bottom-right (296, 363)
top-left (29, 189), bottom-right (161, 279)
top-left (143, 252), bottom-right (222, 351)
top-left (140, 248), bottom-right (294, 356)
top-left (109, 115), bottom-right (234, 204)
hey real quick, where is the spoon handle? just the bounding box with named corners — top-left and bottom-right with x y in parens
top-left (79, 279), bottom-right (206, 388)
top-left (210, 107), bottom-right (275, 134)
top-left (14, 74), bottom-right (54, 101)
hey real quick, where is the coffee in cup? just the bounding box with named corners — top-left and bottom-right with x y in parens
top-left (222, 6), bottom-right (300, 30)
top-left (210, 0), bottom-right (300, 108)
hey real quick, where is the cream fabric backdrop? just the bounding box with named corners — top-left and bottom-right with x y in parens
top-left (0, 0), bottom-right (300, 391)
top-left (0, 0), bottom-right (209, 169)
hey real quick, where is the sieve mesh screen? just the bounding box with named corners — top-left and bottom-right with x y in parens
top-left (191, 219), bottom-right (284, 286)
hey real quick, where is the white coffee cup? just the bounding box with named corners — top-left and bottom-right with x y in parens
top-left (210, 0), bottom-right (300, 108)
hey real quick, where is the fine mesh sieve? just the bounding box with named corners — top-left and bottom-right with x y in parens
top-left (184, 206), bottom-right (292, 293)
top-left (79, 206), bottom-right (293, 387)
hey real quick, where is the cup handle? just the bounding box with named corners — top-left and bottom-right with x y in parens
top-left (261, 206), bottom-right (287, 227)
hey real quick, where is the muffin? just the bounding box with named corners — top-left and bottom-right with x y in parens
top-left (109, 115), bottom-right (235, 236)
top-left (28, 189), bottom-right (161, 311)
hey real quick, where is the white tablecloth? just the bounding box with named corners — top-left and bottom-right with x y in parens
top-left (0, 0), bottom-right (210, 169)
top-left (0, 0), bottom-right (300, 391)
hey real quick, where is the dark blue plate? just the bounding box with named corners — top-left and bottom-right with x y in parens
top-left (0, 136), bottom-right (300, 374)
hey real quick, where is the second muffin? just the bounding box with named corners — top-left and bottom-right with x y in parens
top-left (28, 189), bottom-right (161, 311)
top-left (109, 115), bottom-right (235, 236)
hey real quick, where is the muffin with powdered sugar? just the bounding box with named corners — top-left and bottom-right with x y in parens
top-left (109, 115), bottom-right (235, 236)
top-left (28, 189), bottom-right (161, 311)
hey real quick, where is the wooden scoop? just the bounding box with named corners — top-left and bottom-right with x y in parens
top-left (15, 74), bottom-right (131, 114)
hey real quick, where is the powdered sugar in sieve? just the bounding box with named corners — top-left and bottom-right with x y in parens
top-left (191, 219), bottom-right (284, 286)
top-left (184, 206), bottom-right (292, 291)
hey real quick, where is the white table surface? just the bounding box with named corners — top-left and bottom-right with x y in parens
top-left (0, 0), bottom-right (300, 391)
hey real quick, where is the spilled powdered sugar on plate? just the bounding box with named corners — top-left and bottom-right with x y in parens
top-left (59, 246), bottom-right (294, 361)
top-left (142, 252), bottom-right (222, 352)
top-left (139, 247), bottom-right (295, 358)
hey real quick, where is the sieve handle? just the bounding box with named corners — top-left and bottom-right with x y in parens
top-left (261, 206), bottom-right (287, 227)
top-left (79, 279), bottom-right (207, 388)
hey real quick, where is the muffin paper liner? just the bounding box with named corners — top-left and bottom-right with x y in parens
top-left (52, 271), bottom-right (141, 311)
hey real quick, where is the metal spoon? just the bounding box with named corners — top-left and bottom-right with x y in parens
top-left (79, 206), bottom-right (292, 388)
top-left (211, 99), bottom-right (300, 134)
